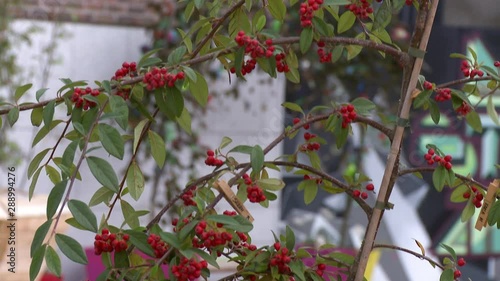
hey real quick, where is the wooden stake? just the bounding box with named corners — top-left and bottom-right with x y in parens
top-left (475, 179), bottom-right (499, 231)
top-left (214, 180), bottom-right (254, 222)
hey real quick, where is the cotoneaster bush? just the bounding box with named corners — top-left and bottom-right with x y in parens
top-left (1, 1), bottom-right (500, 281)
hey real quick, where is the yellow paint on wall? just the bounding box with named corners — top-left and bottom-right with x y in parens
top-left (365, 249), bottom-right (381, 280)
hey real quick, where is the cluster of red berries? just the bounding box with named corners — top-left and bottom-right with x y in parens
top-left (495, 61), bottom-right (500, 67)
top-left (339, 104), bottom-right (357, 128)
top-left (434, 88), bottom-right (451, 102)
top-left (424, 148), bottom-right (453, 170)
top-left (453, 257), bottom-right (466, 278)
top-left (142, 67), bottom-right (185, 91)
top-left (147, 233), bottom-right (169, 258)
top-left (353, 183), bottom-right (374, 200)
top-left (243, 174), bottom-right (266, 203)
top-left (192, 220), bottom-right (233, 252)
top-left (423, 81), bottom-right (433, 90)
top-left (269, 242), bottom-right (292, 274)
top-left (232, 32), bottom-right (289, 75)
top-left (171, 257), bottom-right (208, 281)
top-left (302, 132), bottom-right (321, 151)
top-left (315, 263), bottom-right (327, 277)
top-left (299, 0), bottom-right (323, 27)
top-left (345, 0), bottom-right (374, 20)
top-left (275, 53), bottom-right (290, 73)
top-left (115, 88), bottom-right (131, 100)
top-left (204, 149), bottom-right (224, 167)
top-left (292, 117), bottom-right (310, 129)
top-left (405, 0), bottom-right (412, 5)
top-left (181, 185), bottom-right (197, 206)
top-left (317, 41), bottom-right (331, 63)
top-left (112, 61), bottom-right (137, 80)
top-left (172, 217), bottom-right (191, 232)
top-left (463, 186), bottom-right (484, 208)
top-left (460, 60), bottom-right (484, 78)
top-left (455, 101), bottom-right (471, 116)
top-left (94, 229), bottom-right (129, 255)
top-left (71, 87), bottom-right (100, 110)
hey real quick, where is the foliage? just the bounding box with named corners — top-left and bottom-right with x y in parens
top-left (0, 0), bottom-right (499, 281)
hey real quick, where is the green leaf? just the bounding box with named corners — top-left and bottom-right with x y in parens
top-left (86, 156), bottom-right (119, 193)
top-left (43, 100), bottom-right (56, 128)
top-left (46, 180), bottom-right (68, 220)
top-left (148, 130), bottom-right (166, 168)
top-left (304, 182), bottom-right (318, 205)
top-left (36, 88), bottom-right (49, 102)
top-left (28, 148), bottom-right (51, 179)
top-left (138, 48), bottom-right (162, 68)
top-left (168, 46), bottom-right (187, 64)
top-left (285, 225), bottom-right (295, 250)
top-left (123, 230), bottom-right (155, 257)
top-left (460, 200), bottom-right (475, 222)
top-left (337, 11), bottom-right (356, 34)
top-left (253, 10), bottom-right (267, 32)
top-left (121, 200), bottom-right (140, 229)
top-left (268, 0), bottom-right (286, 21)
top-left (31, 220), bottom-right (52, 258)
top-left (256, 178), bottom-right (285, 191)
top-left (487, 95), bottom-right (500, 126)
top-left (62, 140), bottom-right (79, 174)
top-left (30, 244), bottom-right (46, 281)
top-left (465, 110), bottom-right (482, 133)
top-left (450, 185), bottom-right (469, 203)
top-left (29, 167), bottom-right (43, 200)
top-left (440, 268), bottom-right (454, 281)
top-left (432, 165), bottom-right (446, 192)
top-left (68, 199), bottom-right (98, 232)
top-left (55, 234), bottom-right (88, 264)
top-left (440, 243), bottom-right (457, 261)
top-left (45, 246), bottom-right (62, 277)
top-left (487, 200), bottom-right (500, 227)
top-left (176, 106), bottom-right (192, 134)
top-left (312, 16), bottom-right (332, 37)
top-left (159, 232), bottom-right (181, 249)
top-left (127, 161), bottom-right (145, 201)
top-left (412, 90), bottom-right (432, 109)
top-left (299, 27), bottom-right (313, 54)
top-left (206, 215), bottom-right (253, 232)
top-left (282, 102), bottom-right (304, 114)
top-left (229, 145), bottom-right (254, 155)
top-left (133, 119), bottom-right (149, 154)
top-left (251, 145), bottom-right (265, 173)
top-left (31, 107), bottom-right (43, 127)
top-left (32, 120), bottom-right (63, 147)
top-left (219, 136), bottom-right (233, 150)
top-left (165, 87), bottom-right (184, 117)
top-left (189, 72), bottom-right (209, 107)
top-left (109, 95), bottom-right (129, 130)
top-left (351, 97), bottom-right (376, 115)
top-left (89, 186), bottom-right (115, 207)
top-left (7, 106), bottom-right (19, 127)
top-left (98, 123), bottom-right (124, 159)
top-left (449, 53), bottom-right (468, 60)
top-left (429, 100), bottom-right (441, 124)
top-left (15, 83), bottom-right (33, 102)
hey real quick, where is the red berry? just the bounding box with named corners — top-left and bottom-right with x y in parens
top-left (457, 258), bottom-right (466, 267)
top-left (428, 148), bottom-right (435, 155)
top-left (495, 61), bottom-right (500, 67)
top-left (353, 190), bottom-right (361, 197)
top-left (454, 269), bottom-right (461, 279)
top-left (463, 192), bottom-right (471, 199)
top-left (366, 183), bottom-right (374, 191)
top-left (274, 242), bottom-right (281, 251)
top-left (444, 155), bottom-right (452, 162)
top-left (361, 192), bottom-right (368, 200)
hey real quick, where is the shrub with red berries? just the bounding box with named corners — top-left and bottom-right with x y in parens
top-left (466, 186), bottom-right (484, 208)
top-left (243, 174), bottom-right (266, 203)
top-left (299, 0), bottom-right (323, 27)
top-left (423, 81), bottom-right (433, 90)
top-left (171, 257), bottom-right (208, 281)
top-left (142, 67), bottom-right (185, 91)
top-left (181, 185), bottom-right (197, 206)
top-left (94, 229), bottom-right (129, 255)
top-left (71, 87), bottom-right (100, 110)
top-left (455, 101), bottom-right (471, 116)
top-left (339, 104), bottom-right (357, 128)
top-left (424, 148), bottom-right (453, 170)
top-left (317, 41), bottom-right (331, 63)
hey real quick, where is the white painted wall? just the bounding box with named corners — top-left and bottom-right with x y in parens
top-left (4, 19), bottom-right (284, 281)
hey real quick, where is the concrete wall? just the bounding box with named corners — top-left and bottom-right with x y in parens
top-left (3, 19), bottom-right (284, 280)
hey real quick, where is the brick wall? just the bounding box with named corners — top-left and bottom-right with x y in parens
top-left (9, 0), bottom-right (174, 27)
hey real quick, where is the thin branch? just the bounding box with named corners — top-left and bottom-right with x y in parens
top-left (398, 166), bottom-right (489, 191)
top-left (43, 119), bottom-right (71, 166)
top-left (373, 243), bottom-right (444, 270)
top-left (190, 0), bottom-right (246, 59)
top-left (436, 76), bottom-right (493, 89)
